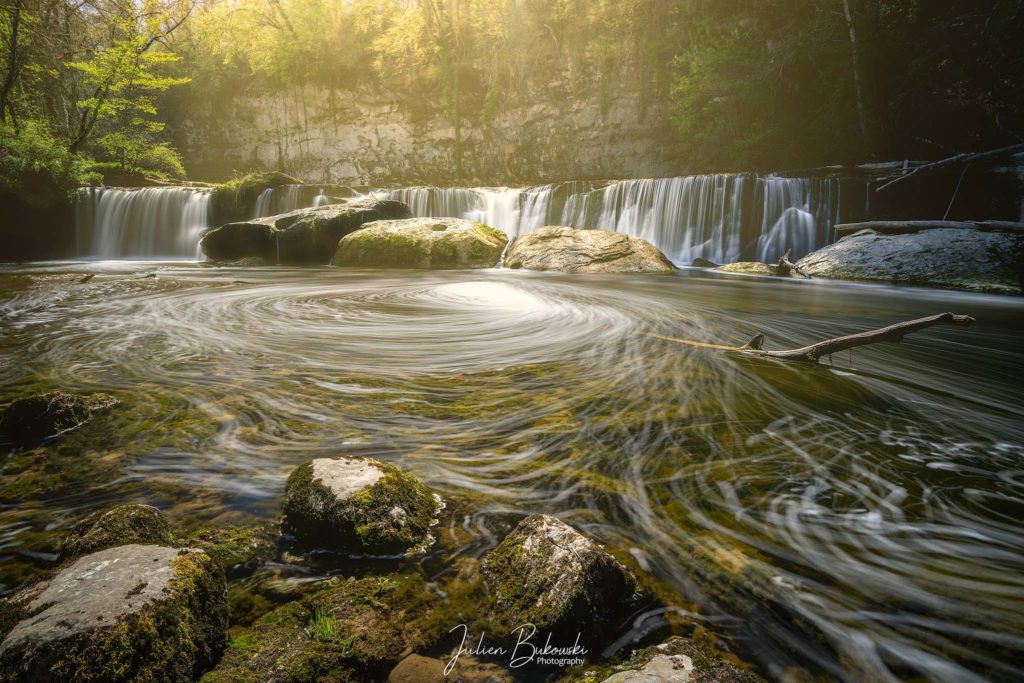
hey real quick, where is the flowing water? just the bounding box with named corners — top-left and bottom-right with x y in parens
top-left (1, 262), bottom-right (1021, 682)
top-left (75, 173), bottom-right (856, 264)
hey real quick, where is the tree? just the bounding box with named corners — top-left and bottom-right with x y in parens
top-left (64, 1), bottom-right (193, 155)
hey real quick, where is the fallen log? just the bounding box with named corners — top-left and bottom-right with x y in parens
top-left (652, 312), bottom-right (975, 363)
top-left (775, 249), bottom-right (810, 278)
top-left (875, 143), bottom-right (1024, 192)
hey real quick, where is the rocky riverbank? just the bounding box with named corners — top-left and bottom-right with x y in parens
top-left (0, 393), bottom-right (766, 681)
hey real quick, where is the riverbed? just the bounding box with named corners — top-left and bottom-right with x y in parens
top-left (1, 262), bottom-right (1022, 682)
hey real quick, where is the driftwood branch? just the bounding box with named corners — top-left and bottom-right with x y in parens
top-left (737, 312), bottom-right (975, 362)
top-left (776, 249), bottom-right (810, 278)
top-left (875, 143), bottom-right (1024, 192)
top-left (651, 313), bottom-right (975, 364)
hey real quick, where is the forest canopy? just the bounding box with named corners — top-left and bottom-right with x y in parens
top-left (1, 0), bottom-right (1022, 186)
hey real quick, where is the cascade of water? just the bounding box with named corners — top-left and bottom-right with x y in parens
top-left (383, 174), bottom-right (841, 264)
top-left (80, 187), bottom-right (212, 258)
top-left (313, 189), bottom-right (329, 207)
top-left (253, 184), bottom-right (303, 217)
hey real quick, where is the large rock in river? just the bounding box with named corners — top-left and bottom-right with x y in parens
top-left (59, 503), bottom-right (173, 561)
top-left (794, 227), bottom-right (1024, 294)
top-left (503, 226), bottom-right (675, 273)
top-left (0, 545), bottom-right (227, 682)
top-left (0, 391), bottom-right (118, 448)
top-left (200, 197), bottom-right (411, 264)
top-left (482, 514), bottom-right (640, 647)
top-left (331, 217), bottom-right (508, 269)
top-left (282, 456), bottom-right (440, 554)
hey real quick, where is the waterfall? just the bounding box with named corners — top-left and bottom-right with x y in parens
top-left (72, 173), bottom-right (850, 263)
top-left (76, 187), bottom-right (211, 259)
top-left (385, 174), bottom-right (846, 264)
top-left (252, 184), bottom-right (304, 217)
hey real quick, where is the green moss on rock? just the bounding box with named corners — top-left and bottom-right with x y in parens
top-left (282, 457), bottom-right (440, 554)
top-left (179, 523), bottom-right (279, 577)
top-left (201, 573), bottom-right (446, 683)
top-left (332, 217), bottom-right (508, 269)
top-left (0, 546), bottom-right (228, 683)
top-left (482, 514), bottom-right (642, 649)
top-left (0, 391), bottom-right (118, 448)
top-left (59, 503), bottom-right (173, 561)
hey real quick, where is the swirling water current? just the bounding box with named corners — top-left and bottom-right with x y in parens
top-left (0, 262), bottom-right (1022, 682)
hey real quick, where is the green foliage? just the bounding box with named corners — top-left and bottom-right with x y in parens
top-left (96, 133), bottom-right (186, 180)
top-left (304, 608), bottom-right (340, 642)
top-left (0, 121), bottom-right (100, 207)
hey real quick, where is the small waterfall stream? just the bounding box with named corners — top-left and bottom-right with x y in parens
top-left (76, 187), bottom-right (211, 259)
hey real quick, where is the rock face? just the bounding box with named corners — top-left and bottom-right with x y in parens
top-left (794, 227), bottom-right (1024, 294)
top-left (282, 457), bottom-right (440, 554)
top-left (482, 514), bottom-right (640, 646)
top-left (584, 637), bottom-right (765, 683)
top-left (200, 197), bottom-right (411, 264)
top-left (0, 392), bottom-right (118, 448)
top-left (502, 227), bottom-right (675, 273)
top-left (0, 545), bottom-right (227, 682)
top-left (332, 217), bottom-right (508, 269)
top-left (59, 504), bottom-right (173, 561)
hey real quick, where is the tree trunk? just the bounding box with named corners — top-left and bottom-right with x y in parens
top-left (0, 0), bottom-right (23, 126)
top-left (841, 0), bottom-right (873, 159)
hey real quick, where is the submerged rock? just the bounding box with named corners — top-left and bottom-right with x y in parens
top-left (282, 456), bottom-right (440, 554)
top-left (565, 636), bottom-right (765, 683)
top-left (202, 573), bottom-right (445, 683)
top-left (59, 503), bottom-right (173, 561)
top-left (0, 545), bottom-right (227, 682)
top-left (388, 653), bottom-right (514, 682)
top-left (332, 217), bottom-right (508, 269)
top-left (0, 391), bottom-right (118, 448)
top-left (794, 227), bottom-right (1024, 294)
top-left (200, 197), bottom-right (411, 264)
top-left (714, 262), bottom-right (784, 276)
top-left (502, 226), bottom-right (674, 273)
top-left (180, 523), bottom-right (279, 577)
top-left (482, 514), bottom-right (640, 647)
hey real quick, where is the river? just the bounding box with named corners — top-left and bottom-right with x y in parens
top-left (0, 262), bottom-right (1022, 682)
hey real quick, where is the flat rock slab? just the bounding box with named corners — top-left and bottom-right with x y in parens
top-left (283, 456), bottom-right (440, 554)
top-left (794, 227), bottom-right (1024, 294)
top-left (482, 514), bottom-right (640, 648)
top-left (0, 544), bottom-right (227, 681)
top-left (332, 217), bottom-right (508, 269)
top-left (503, 226), bottom-right (674, 273)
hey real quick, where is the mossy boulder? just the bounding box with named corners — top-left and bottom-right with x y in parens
top-left (200, 197), bottom-right (411, 264)
top-left (208, 171), bottom-right (303, 225)
top-left (202, 573), bottom-right (447, 683)
top-left (332, 217), bottom-right (508, 269)
top-left (503, 226), bottom-right (675, 273)
top-left (794, 227), bottom-right (1024, 294)
top-left (282, 457), bottom-right (440, 554)
top-left (714, 262), bottom-right (784, 276)
top-left (0, 545), bottom-right (228, 682)
top-left (562, 636), bottom-right (765, 683)
top-left (482, 514), bottom-right (641, 649)
top-left (180, 523), bottom-right (279, 578)
top-left (59, 504), bottom-right (173, 562)
top-left (0, 392), bottom-right (117, 448)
